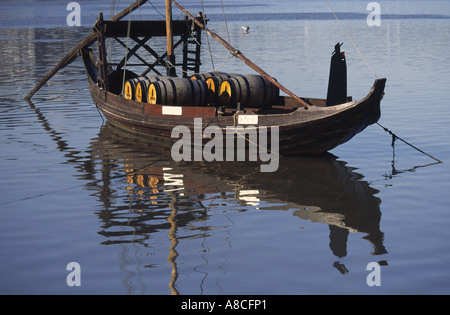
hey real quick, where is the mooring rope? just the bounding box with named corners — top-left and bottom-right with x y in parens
top-left (0, 151), bottom-right (174, 206)
top-left (0, 115), bottom-right (221, 206)
top-left (376, 123), bottom-right (443, 163)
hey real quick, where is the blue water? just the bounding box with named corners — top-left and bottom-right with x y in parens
top-left (1, 0), bottom-right (450, 295)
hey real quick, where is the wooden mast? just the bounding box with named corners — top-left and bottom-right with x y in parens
top-left (165, 0), bottom-right (176, 76)
top-left (170, 0), bottom-right (310, 109)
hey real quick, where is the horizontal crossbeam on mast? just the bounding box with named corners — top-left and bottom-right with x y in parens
top-left (101, 20), bottom-right (196, 38)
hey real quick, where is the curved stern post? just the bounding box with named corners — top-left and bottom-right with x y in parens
top-left (326, 43), bottom-right (347, 106)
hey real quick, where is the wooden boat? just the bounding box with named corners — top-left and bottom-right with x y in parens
top-left (28, 0), bottom-right (386, 155)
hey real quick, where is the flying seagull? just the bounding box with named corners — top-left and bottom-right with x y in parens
top-left (241, 26), bottom-right (250, 34)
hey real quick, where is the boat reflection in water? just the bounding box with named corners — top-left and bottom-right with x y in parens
top-left (87, 123), bottom-right (387, 293)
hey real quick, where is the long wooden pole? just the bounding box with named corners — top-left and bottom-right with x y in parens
top-left (170, 0), bottom-right (310, 109)
top-left (25, 0), bottom-right (148, 100)
top-left (165, 0), bottom-right (176, 76)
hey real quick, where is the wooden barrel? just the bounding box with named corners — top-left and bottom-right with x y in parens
top-left (205, 73), bottom-right (239, 103)
top-left (109, 70), bottom-right (138, 95)
top-left (190, 71), bottom-right (229, 81)
top-left (219, 74), bottom-right (279, 108)
top-left (123, 77), bottom-right (140, 100)
top-left (191, 72), bottom-right (241, 104)
top-left (135, 75), bottom-right (165, 102)
top-left (148, 77), bottom-right (209, 106)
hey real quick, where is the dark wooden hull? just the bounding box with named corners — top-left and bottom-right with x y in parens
top-left (83, 50), bottom-right (386, 155)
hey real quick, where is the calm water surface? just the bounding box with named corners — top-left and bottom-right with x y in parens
top-left (1, 0), bottom-right (450, 295)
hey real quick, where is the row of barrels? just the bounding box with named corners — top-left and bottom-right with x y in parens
top-left (123, 72), bottom-right (280, 108)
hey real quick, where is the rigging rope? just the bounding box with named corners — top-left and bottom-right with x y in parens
top-left (107, 0), bottom-right (119, 59)
top-left (220, 0), bottom-right (232, 45)
top-left (148, 0), bottom-right (166, 18)
top-left (326, 0), bottom-right (378, 79)
top-left (168, 15), bottom-right (235, 76)
top-left (325, 1), bottom-right (442, 164)
top-left (200, 0), bottom-right (216, 71)
top-left (184, 18), bottom-right (232, 60)
top-left (121, 0), bottom-right (134, 93)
